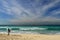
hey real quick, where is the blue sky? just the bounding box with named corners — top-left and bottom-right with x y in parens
top-left (0, 0), bottom-right (60, 25)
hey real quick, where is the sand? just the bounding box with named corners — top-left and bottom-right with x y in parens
top-left (0, 34), bottom-right (60, 40)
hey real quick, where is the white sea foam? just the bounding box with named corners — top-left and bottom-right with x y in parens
top-left (19, 27), bottom-right (47, 30)
top-left (0, 30), bottom-right (60, 35)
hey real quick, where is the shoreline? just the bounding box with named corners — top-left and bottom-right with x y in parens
top-left (0, 32), bottom-right (60, 35)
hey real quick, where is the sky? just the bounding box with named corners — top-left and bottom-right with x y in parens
top-left (0, 0), bottom-right (60, 25)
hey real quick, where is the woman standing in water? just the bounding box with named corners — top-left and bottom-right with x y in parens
top-left (8, 28), bottom-right (11, 35)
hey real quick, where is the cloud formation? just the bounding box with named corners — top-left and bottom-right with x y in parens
top-left (0, 0), bottom-right (60, 25)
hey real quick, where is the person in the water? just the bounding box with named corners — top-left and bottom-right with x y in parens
top-left (8, 28), bottom-right (11, 35)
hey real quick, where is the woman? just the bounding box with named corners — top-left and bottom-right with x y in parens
top-left (8, 28), bottom-right (11, 35)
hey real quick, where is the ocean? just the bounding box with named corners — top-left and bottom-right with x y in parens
top-left (0, 26), bottom-right (60, 34)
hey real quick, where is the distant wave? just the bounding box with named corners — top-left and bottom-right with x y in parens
top-left (0, 27), bottom-right (60, 31)
top-left (19, 27), bottom-right (47, 30)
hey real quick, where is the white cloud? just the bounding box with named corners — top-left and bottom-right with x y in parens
top-left (41, 0), bottom-right (60, 15)
top-left (9, 0), bottom-right (60, 24)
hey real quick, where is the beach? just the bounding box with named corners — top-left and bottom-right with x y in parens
top-left (0, 34), bottom-right (60, 40)
top-left (0, 26), bottom-right (60, 40)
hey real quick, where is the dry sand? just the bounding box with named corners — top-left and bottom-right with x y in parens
top-left (0, 34), bottom-right (60, 40)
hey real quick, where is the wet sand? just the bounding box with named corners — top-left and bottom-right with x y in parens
top-left (0, 34), bottom-right (60, 40)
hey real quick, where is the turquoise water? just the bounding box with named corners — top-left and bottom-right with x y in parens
top-left (0, 26), bottom-right (60, 34)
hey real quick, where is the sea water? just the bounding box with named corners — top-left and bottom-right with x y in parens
top-left (0, 26), bottom-right (60, 34)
